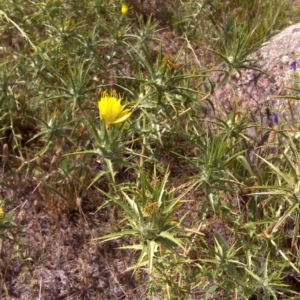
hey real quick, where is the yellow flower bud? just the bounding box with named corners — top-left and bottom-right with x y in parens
top-left (121, 4), bottom-right (128, 16)
top-left (0, 208), bottom-right (5, 220)
top-left (169, 220), bottom-right (179, 226)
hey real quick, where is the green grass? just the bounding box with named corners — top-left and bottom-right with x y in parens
top-left (1, 0), bottom-right (300, 299)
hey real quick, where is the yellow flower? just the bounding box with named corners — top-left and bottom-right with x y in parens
top-left (121, 4), bottom-right (128, 16)
top-left (98, 91), bottom-right (131, 125)
top-left (65, 18), bottom-right (75, 30)
top-left (168, 220), bottom-right (179, 226)
top-left (0, 208), bottom-right (4, 220)
top-left (163, 55), bottom-right (179, 70)
top-left (145, 202), bottom-right (159, 216)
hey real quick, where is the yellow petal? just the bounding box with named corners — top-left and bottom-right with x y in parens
top-left (111, 110), bottom-right (132, 124)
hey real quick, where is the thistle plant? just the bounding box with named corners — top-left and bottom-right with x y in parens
top-left (68, 89), bottom-right (134, 188)
top-left (95, 90), bottom-right (132, 159)
top-left (94, 166), bottom-right (203, 296)
top-left (0, 204), bottom-right (17, 241)
top-left (2, 0), bottom-right (300, 299)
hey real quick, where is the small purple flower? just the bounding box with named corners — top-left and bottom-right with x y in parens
top-left (291, 61), bottom-right (297, 71)
top-left (272, 113), bottom-right (279, 125)
top-left (161, 156), bottom-right (168, 164)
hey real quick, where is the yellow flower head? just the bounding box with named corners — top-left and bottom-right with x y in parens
top-left (98, 91), bottom-right (131, 125)
top-left (163, 55), bottom-right (179, 71)
top-left (121, 4), bottom-right (128, 16)
top-left (0, 207), bottom-right (4, 220)
top-left (168, 220), bottom-right (179, 226)
top-left (145, 202), bottom-right (159, 216)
